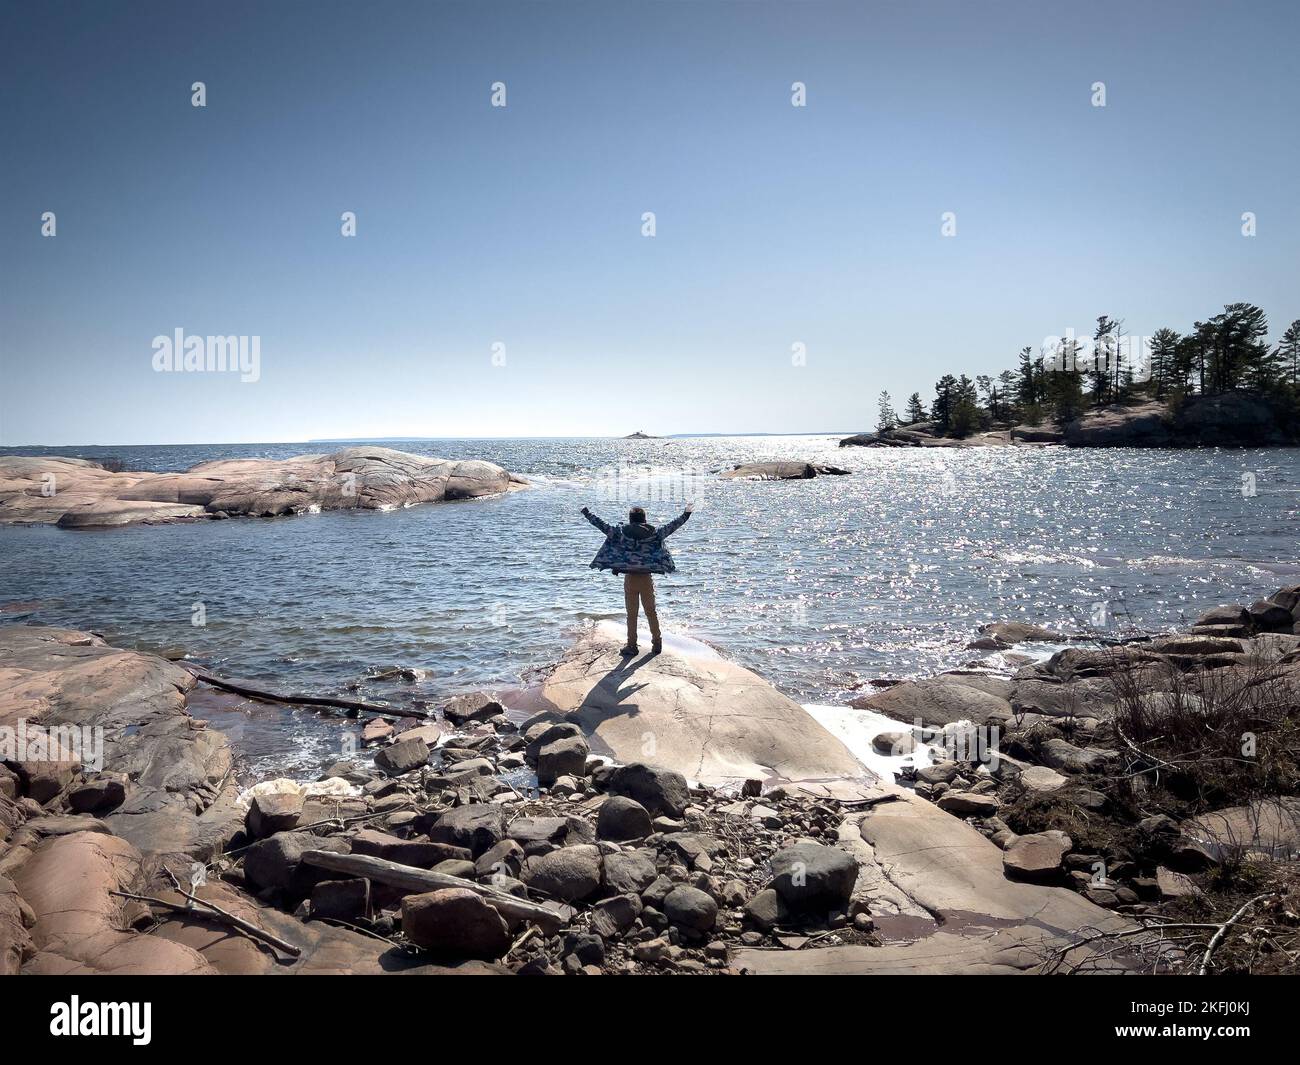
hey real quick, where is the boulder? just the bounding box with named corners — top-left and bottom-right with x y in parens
top-left (243, 832), bottom-right (350, 893)
top-left (1248, 599), bottom-right (1294, 632)
top-left (442, 693), bottom-right (504, 727)
top-left (663, 885), bottom-right (718, 933)
top-left (350, 828), bottom-right (470, 868)
top-left (310, 878), bottom-right (370, 922)
top-left (743, 887), bottom-right (788, 930)
top-left (521, 844), bottom-right (602, 902)
top-left (474, 839), bottom-right (525, 880)
top-left (978, 621), bottom-right (1067, 643)
top-left (523, 722), bottom-right (583, 763)
top-left (770, 842), bottom-right (858, 913)
top-left (1018, 766), bottom-right (1067, 793)
top-left (851, 677), bottom-right (1011, 728)
top-left (1155, 866), bottom-right (1201, 899)
top-left (1039, 738), bottom-right (1113, 774)
top-left (605, 764), bottom-right (691, 819)
top-left (1003, 831), bottom-right (1072, 881)
top-left (426, 805), bottom-right (508, 857)
top-left (245, 791), bottom-right (303, 838)
top-left (373, 736), bottom-right (430, 776)
top-left (536, 734), bottom-right (590, 787)
top-left (602, 850), bottom-right (659, 895)
top-left (536, 624), bottom-right (865, 785)
top-left (871, 731), bottom-right (915, 755)
top-left (595, 796), bottom-right (653, 842)
top-left (1184, 797), bottom-right (1300, 859)
top-left (591, 893), bottom-right (642, 938)
top-left (1194, 604), bottom-right (1250, 629)
top-left (401, 888), bottom-right (510, 958)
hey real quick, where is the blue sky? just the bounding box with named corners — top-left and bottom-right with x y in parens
top-left (2, 0), bottom-right (1297, 445)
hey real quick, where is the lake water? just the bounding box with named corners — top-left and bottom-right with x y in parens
top-left (2, 436), bottom-right (1297, 779)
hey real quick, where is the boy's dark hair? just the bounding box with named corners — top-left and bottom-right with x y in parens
top-left (628, 506), bottom-right (647, 524)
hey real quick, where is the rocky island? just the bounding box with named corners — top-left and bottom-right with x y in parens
top-left (843, 394), bottom-right (1300, 449)
top-left (0, 446), bottom-right (528, 529)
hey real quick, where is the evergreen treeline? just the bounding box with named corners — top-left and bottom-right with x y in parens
top-left (874, 304), bottom-right (1300, 437)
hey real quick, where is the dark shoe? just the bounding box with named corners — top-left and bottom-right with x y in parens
top-left (619, 645), bottom-right (638, 657)
top-left (651, 640), bottom-right (663, 655)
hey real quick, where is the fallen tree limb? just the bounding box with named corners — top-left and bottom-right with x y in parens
top-left (1198, 893), bottom-right (1276, 975)
top-left (186, 667), bottom-right (427, 720)
top-left (111, 888), bottom-right (302, 959)
top-left (299, 849), bottom-right (565, 933)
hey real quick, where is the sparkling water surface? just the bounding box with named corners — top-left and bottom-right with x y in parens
top-left (2, 436), bottom-right (1296, 779)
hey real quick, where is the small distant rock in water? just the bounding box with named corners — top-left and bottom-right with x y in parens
top-left (721, 461), bottom-right (850, 480)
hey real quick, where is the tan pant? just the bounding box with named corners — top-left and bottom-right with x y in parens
top-left (623, 573), bottom-right (661, 646)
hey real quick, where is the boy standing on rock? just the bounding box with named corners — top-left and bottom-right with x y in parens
top-left (580, 502), bottom-right (694, 656)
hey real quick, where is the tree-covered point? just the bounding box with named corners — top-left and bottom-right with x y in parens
top-left (902, 303), bottom-right (1300, 437)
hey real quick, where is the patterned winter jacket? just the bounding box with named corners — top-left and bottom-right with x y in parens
top-left (582, 507), bottom-right (691, 575)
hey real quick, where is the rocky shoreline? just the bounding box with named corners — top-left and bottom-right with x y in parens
top-left (0, 446), bottom-right (528, 528)
top-left (3, 587), bottom-right (1298, 976)
top-left (841, 394), bottom-right (1300, 449)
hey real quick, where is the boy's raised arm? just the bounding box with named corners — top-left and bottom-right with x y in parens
top-left (581, 506), bottom-right (613, 535)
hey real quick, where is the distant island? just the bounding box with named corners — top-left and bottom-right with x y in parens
top-left (624, 431), bottom-right (660, 439)
top-left (848, 301), bottom-right (1300, 449)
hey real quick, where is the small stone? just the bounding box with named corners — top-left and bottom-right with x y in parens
top-left (936, 791), bottom-right (1000, 817)
top-left (591, 893), bottom-right (641, 938)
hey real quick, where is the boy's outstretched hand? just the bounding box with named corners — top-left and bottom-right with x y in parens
top-left (685, 501), bottom-right (696, 513)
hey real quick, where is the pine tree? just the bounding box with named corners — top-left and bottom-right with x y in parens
top-left (876, 390), bottom-right (897, 432)
top-left (1016, 347), bottom-right (1037, 407)
top-left (1090, 316), bottom-right (1114, 406)
top-left (948, 375), bottom-right (980, 436)
top-left (1278, 320), bottom-right (1300, 388)
top-left (1045, 335), bottom-right (1086, 425)
top-left (933, 374), bottom-right (958, 432)
top-left (1207, 303), bottom-right (1271, 392)
top-left (1148, 328), bottom-right (1181, 399)
top-left (904, 392), bottom-right (927, 423)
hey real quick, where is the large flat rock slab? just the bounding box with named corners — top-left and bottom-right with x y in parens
top-left (15, 830), bottom-right (215, 974)
top-left (737, 791), bottom-right (1134, 974)
top-left (0, 625), bottom-right (240, 859)
top-left (533, 622), bottom-right (868, 787)
top-left (0, 446), bottom-right (527, 527)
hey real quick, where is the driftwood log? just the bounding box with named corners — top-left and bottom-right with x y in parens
top-left (299, 849), bottom-right (565, 933)
top-left (186, 667), bottom-right (428, 720)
